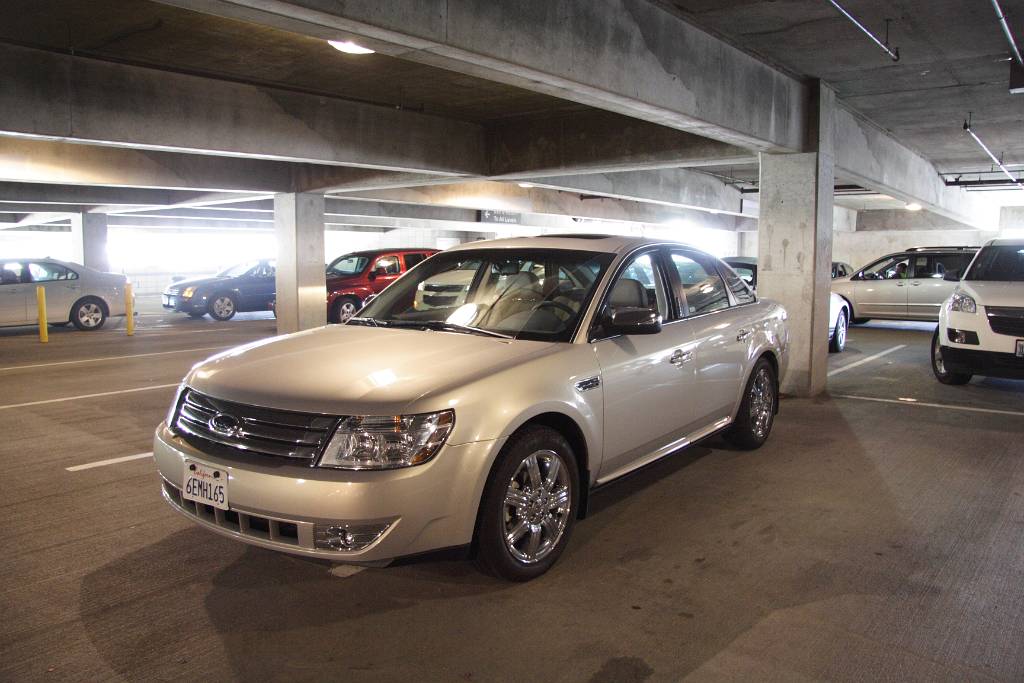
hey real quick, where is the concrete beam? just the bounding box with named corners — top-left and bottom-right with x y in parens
top-left (0, 42), bottom-right (485, 174)
top-left (488, 110), bottom-right (757, 177)
top-left (834, 104), bottom-right (999, 230)
top-left (0, 182), bottom-right (201, 207)
top-left (855, 209), bottom-right (975, 232)
top-left (159, 0), bottom-right (807, 151)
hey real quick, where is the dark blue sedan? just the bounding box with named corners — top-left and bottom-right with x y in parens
top-left (162, 259), bottom-right (276, 320)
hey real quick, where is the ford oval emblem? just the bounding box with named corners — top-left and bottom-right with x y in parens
top-left (209, 412), bottom-right (242, 437)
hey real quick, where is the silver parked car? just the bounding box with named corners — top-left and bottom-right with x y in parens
top-left (831, 246), bottom-right (978, 323)
top-left (154, 236), bottom-right (789, 580)
top-left (0, 258), bottom-right (129, 330)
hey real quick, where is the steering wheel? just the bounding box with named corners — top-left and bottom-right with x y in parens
top-left (531, 300), bottom-right (576, 317)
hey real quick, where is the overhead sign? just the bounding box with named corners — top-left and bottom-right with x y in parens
top-left (478, 210), bottom-right (521, 225)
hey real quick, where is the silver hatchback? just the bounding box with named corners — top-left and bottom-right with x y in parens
top-left (154, 236), bottom-right (789, 580)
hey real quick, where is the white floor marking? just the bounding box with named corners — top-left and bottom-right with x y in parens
top-left (0, 345), bottom-right (229, 372)
top-left (834, 394), bottom-right (1024, 418)
top-left (329, 565), bottom-right (367, 579)
top-left (66, 452), bottom-right (154, 472)
top-left (828, 345), bottom-right (906, 377)
top-left (0, 383), bottom-right (179, 411)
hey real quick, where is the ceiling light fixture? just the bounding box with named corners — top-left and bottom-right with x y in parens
top-left (990, 0), bottom-right (1023, 66)
top-left (905, 202), bottom-right (922, 211)
top-left (517, 182), bottom-right (534, 188)
top-left (328, 40), bottom-right (375, 55)
top-left (963, 115), bottom-right (1024, 191)
top-left (827, 1), bottom-right (899, 61)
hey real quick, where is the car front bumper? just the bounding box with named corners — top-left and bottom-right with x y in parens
top-left (153, 423), bottom-right (504, 563)
top-left (940, 346), bottom-right (1024, 380)
top-left (161, 294), bottom-right (205, 313)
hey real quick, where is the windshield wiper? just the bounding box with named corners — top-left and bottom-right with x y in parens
top-left (387, 320), bottom-right (513, 339)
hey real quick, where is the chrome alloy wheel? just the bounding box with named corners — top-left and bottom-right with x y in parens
top-left (77, 302), bottom-right (103, 328)
top-left (502, 449), bottom-right (571, 564)
top-left (835, 313), bottom-right (847, 349)
top-left (212, 296), bottom-right (235, 319)
top-left (748, 366), bottom-right (775, 440)
top-left (932, 333), bottom-right (946, 375)
top-left (338, 300), bottom-right (357, 322)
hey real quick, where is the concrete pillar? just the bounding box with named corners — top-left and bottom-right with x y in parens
top-left (274, 192), bottom-right (326, 334)
top-left (757, 84), bottom-right (836, 397)
top-left (69, 213), bottom-right (109, 271)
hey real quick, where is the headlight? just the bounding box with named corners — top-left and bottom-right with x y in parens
top-left (181, 287), bottom-right (196, 299)
top-left (165, 384), bottom-right (186, 432)
top-left (949, 291), bottom-right (976, 314)
top-left (319, 410), bottom-right (454, 470)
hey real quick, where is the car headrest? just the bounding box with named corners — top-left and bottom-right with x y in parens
top-left (499, 262), bottom-right (520, 276)
top-left (609, 278), bottom-right (645, 308)
top-left (1, 270), bottom-right (19, 285)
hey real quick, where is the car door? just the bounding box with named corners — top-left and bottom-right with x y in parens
top-left (244, 260), bottom-right (276, 311)
top-left (851, 255), bottom-right (910, 318)
top-left (27, 261), bottom-right (79, 323)
top-left (592, 248), bottom-right (699, 483)
top-left (907, 253), bottom-right (974, 321)
top-left (402, 252), bottom-right (429, 272)
top-left (0, 261), bottom-right (31, 325)
top-left (369, 254), bottom-right (402, 294)
top-left (668, 249), bottom-right (749, 425)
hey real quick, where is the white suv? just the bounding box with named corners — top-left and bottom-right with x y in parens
top-left (932, 239), bottom-right (1024, 384)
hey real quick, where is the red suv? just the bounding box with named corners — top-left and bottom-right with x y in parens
top-left (326, 249), bottom-right (438, 322)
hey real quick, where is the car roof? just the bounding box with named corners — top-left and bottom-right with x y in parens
top-left (339, 248), bottom-right (438, 258)
top-left (445, 234), bottom-right (710, 255)
top-left (985, 238), bottom-right (1024, 247)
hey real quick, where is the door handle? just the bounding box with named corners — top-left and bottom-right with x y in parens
top-left (910, 281), bottom-right (921, 286)
top-left (736, 328), bottom-right (752, 342)
top-left (896, 282), bottom-right (905, 286)
top-left (669, 349), bottom-right (693, 366)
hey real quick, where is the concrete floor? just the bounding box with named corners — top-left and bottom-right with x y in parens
top-left (1, 313), bottom-right (1022, 681)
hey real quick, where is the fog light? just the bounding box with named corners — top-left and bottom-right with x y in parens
top-left (947, 328), bottom-right (979, 345)
top-left (314, 522), bottom-right (391, 552)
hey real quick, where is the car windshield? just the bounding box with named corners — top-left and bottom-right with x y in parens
top-left (964, 245), bottom-right (1024, 282)
top-left (355, 248), bottom-right (615, 342)
top-left (327, 254), bottom-right (369, 277)
top-left (216, 260), bottom-right (260, 278)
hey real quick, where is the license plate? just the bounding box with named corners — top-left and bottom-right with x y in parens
top-left (1017, 340), bottom-right (1024, 358)
top-left (182, 461), bottom-right (228, 510)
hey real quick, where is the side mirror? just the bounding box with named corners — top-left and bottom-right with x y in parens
top-left (603, 307), bottom-right (662, 336)
top-left (943, 269), bottom-right (961, 282)
top-left (374, 267), bottom-right (388, 276)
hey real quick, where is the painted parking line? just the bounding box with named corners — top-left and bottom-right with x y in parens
top-left (0, 345), bottom-right (229, 372)
top-left (828, 345), bottom-right (906, 377)
top-left (66, 452), bottom-right (154, 472)
top-left (329, 565), bottom-right (367, 579)
top-left (834, 394), bottom-right (1024, 418)
top-left (0, 383), bottom-right (179, 411)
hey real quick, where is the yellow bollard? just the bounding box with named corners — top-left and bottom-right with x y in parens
top-left (125, 282), bottom-right (135, 336)
top-left (36, 285), bottom-right (48, 343)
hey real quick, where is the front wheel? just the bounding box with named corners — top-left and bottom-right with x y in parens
top-left (70, 298), bottom-right (107, 331)
top-left (330, 296), bottom-right (361, 324)
top-left (725, 357), bottom-right (778, 450)
top-left (829, 309), bottom-right (848, 353)
top-left (208, 294), bottom-right (237, 321)
top-left (932, 327), bottom-right (971, 385)
top-left (474, 426), bottom-right (579, 581)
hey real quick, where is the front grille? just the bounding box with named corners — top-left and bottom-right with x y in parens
top-left (986, 306), bottom-right (1024, 337)
top-left (423, 294), bottom-right (457, 306)
top-left (173, 389), bottom-right (338, 461)
top-left (425, 283), bottom-right (466, 293)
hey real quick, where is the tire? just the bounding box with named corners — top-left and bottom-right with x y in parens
top-left (187, 312), bottom-right (206, 319)
top-left (931, 327), bottom-right (971, 385)
top-left (330, 296), bottom-right (361, 324)
top-left (208, 294), bottom-right (237, 321)
top-left (725, 357), bottom-right (778, 450)
top-left (70, 297), bottom-right (107, 331)
top-left (829, 309), bottom-right (848, 353)
top-left (474, 426), bottom-right (580, 581)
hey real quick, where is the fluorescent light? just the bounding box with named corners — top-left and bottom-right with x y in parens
top-left (905, 202), bottom-right (922, 211)
top-left (517, 182), bottom-right (534, 188)
top-left (328, 40), bottom-right (375, 55)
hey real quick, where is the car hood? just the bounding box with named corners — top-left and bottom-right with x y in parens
top-left (957, 281), bottom-right (1024, 308)
top-left (185, 324), bottom-right (557, 415)
top-left (326, 274), bottom-right (364, 289)
top-left (167, 275), bottom-right (224, 291)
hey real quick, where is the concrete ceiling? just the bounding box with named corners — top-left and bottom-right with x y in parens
top-left (0, 0), bottom-right (586, 123)
top-left (662, 0), bottom-right (1024, 175)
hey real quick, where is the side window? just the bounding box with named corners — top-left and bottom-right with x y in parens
top-left (670, 251), bottom-right (730, 316)
top-left (404, 253), bottom-right (426, 269)
top-left (862, 256), bottom-right (909, 280)
top-left (719, 261), bottom-right (756, 305)
top-left (914, 253), bottom-right (972, 279)
top-left (28, 262), bottom-right (75, 282)
top-left (374, 255), bottom-right (401, 275)
top-left (606, 253), bottom-right (668, 318)
top-left (1, 262), bottom-right (25, 285)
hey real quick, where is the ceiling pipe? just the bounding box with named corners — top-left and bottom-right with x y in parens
top-left (990, 0), bottom-right (1023, 66)
top-left (963, 117), bottom-right (1024, 191)
top-left (827, 1), bottom-right (899, 61)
